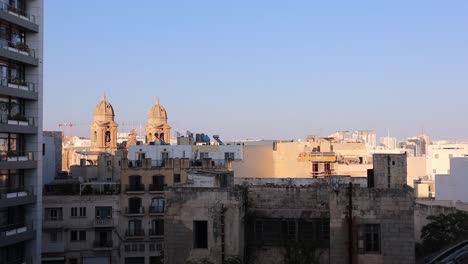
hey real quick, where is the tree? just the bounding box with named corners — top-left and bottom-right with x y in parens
top-left (420, 211), bottom-right (468, 253)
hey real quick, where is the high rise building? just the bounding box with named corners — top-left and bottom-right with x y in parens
top-left (0, 0), bottom-right (43, 263)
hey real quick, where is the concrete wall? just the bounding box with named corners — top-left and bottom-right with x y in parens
top-left (407, 156), bottom-right (427, 187)
top-left (43, 131), bottom-right (62, 185)
top-left (164, 187), bottom-right (245, 264)
top-left (436, 157), bottom-right (468, 202)
top-left (232, 145), bottom-right (274, 178)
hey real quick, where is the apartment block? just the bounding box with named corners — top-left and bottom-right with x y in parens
top-left (0, 0), bottom-right (43, 263)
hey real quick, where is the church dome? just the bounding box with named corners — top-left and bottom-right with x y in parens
top-left (94, 95), bottom-right (115, 120)
top-left (148, 98), bottom-right (167, 121)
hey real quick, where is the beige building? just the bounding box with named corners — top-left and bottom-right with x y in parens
top-left (233, 136), bottom-right (371, 178)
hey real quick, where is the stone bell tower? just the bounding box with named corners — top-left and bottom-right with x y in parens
top-left (146, 98), bottom-right (171, 144)
top-left (90, 95), bottom-right (118, 153)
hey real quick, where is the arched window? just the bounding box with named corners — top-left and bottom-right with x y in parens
top-left (128, 197), bottom-right (142, 214)
top-left (151, 175), bottom-right (165, 191)
top-left (105, 131), bottom-right (111, 143)
top-left (127, 175), bottom-right (143, 191)
top-left (151, 197), bottom-right (165, 213)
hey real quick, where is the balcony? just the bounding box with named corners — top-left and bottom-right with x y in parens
top-left (93, 218), bottom-right (113, 228)
top-left (0, 222), bottom-right (35, 247)
top-left (0, 114), bottom-right (38, 134)
top-left (149, 229), bottom-right (163, 239)
top-left (0, 77), bottom-right (37, 100)
top-left (125, 207), bottom-right (144, 217)
top-left (0, 151), bottom-right (36, 170)
top-left (125, 229), bottom-right (145, 239)
top-left (42, 216), bottom-right (64, 229)
top-left (148, 206), bottom-right (164, 216)
top-left (93, 240), bottom-right (113, 250)
top-left (0, 186), bottom-right (35, 208)
top-left (125, 184), bottom-right (144, 194)
top-left (148, 184), bottom-right (164, 193)
top-left (0, 2), bottom-right (38, 32)
top-left (0, 39), bottom-right (38, 66)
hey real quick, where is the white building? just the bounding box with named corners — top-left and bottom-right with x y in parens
top-left (427, 141), bottom-right (468, 178)
top-left (436, 157), bottom-right (468, 202)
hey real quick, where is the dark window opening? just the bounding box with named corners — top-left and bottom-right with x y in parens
top-left (174, 174), bottom-right (181, 183)
top-left (194, 221), bottom-right (208, 248)
top-left (359, 224), bottom-right (380, 254)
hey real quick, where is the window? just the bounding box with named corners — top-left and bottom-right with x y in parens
top-left (174, 174), bottom-right (181, 183)
top-left (71, 207), bottom-right (86, 217)
top-left (435, 154), bottom-right (439, 159)
top-left (152, 175), bottom-right (165, 191)
top-left (70, 230), bottom-right (86, 241)
top-left (128, 197), bottom-right (142, 214)
top-left (45, 208), bottom-right (62, 221)
top-left (80, 207), bottom-right (86, 217)
top-left (69, 259), bottom-right (78, 264)
top-left (71, 207), bottom-right (77, 217)
top-left (224, 152), bottom-right (234, 160)
top-left (253, 218), bottom-right (329, 247)
top-left (193, 221), bottom-right (208, 248)
top-left (152, 219), bottom-right (164, 236)
top-left (96, 207), bottom-right (112, 219)
top-left (50, 231), bottom-right (61, 243)
top-left (128, 220), bottom-right (142, 236)
top-left (161, 152), bottom-right (169, 160)
top-left (151, 197), bottom-right (165, 213)
top-left (200, 152), bottom-right (209, 159)
top-left (449, 154), bottom-right (453, 159)
top-left (359, 224), bottom-right (380, 254)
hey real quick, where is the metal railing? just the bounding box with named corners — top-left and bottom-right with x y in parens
top-left (127, 159), bottom-right (232, 169)
top-left (125, 206), bottom-right (144, 215)
top-left (148, 184), bottom-right (164, 192)
top-left (94, 218), bottom-right (113, 226)
top-left (125, 229), bottom-right (144, 237)
top-left (0, 2), bottom-right (36, 23)
top-left (0, 151), bottom-right (35, 162)
top-left (149, 206), bottom-right (164, 214)
top-left (93, 240), bottom-right (113, 248)
top-left (0, 114), bottom-right (37, 126)
top-left (0, 186), bottom-right (33, 199)
top-left (0, 38), bottom-right (36, 58)
top-left (0, 77), bottom-right (37, 92)
top-left (125, 184), bottom-right (144, 192)
top-left (149, 229), bottom-right (164, 237)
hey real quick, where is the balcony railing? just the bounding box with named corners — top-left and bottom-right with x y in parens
top-left (149, 184), bottom-right (164, 192)
top-left (125, 206), bottom-right (144, 215)
top-left (149, 206), bottom-right (164, 214)
top-left (125, 184), bottom-right (144, 193)
top-left (0, 2), bottom-right (36, 23)
top-left (0, 114), bottom-right (37, 127)
top-left (93, 240), bottom-right (113, 248)
top-left (94, 218), bottom-right (113, 227)
top-left (125, 229), bottom-right (145, 237)
top-left (0, 39), bottom-right (36, 58)
top-left (0, 186), bottom-right (33, 200)
top-left (149, 229), bottom-right (164, 237)
top-left (126, 158), bottom-right (232, 169)
top-left (0, 151), bottom-right (34, 162)
top-left (0, 221), bottom-right (33, 239)
top-left (0, 77), bottom-right (37, 92)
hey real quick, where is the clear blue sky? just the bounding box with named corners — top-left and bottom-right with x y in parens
top-left (44, 1), bottom-right (468, 140)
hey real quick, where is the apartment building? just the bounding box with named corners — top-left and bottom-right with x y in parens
top-left (0, 0), bottom-right (43, 263)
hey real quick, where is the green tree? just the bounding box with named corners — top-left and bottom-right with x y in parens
top-left (420, 211), bottom-right (468, 253)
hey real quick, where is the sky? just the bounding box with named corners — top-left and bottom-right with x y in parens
top-left (44, 1), bottom-right (468, 141)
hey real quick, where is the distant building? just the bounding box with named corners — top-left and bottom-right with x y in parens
top-left (436, 157), bottom-right (468, 202)
top-left (43, 131), bottom-right (62, 185)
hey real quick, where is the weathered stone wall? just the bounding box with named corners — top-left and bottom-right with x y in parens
top-left (329, 186), bottom-right (415, 264)
top-left (164, 187), bottom-right (245, 264)
top-left (373, 154), bottom-right (407, 188)
top-left (246, 186), bottom-right (331, 264)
